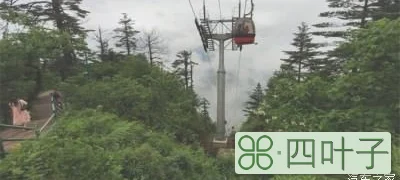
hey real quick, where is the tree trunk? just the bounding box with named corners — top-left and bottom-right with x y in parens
top-left (298, 60), bottom-right (301, 82)
top-left (297, 45), bottom-right (304, 83)
top-left (190, 64), bottom-right (194, 89)
top-left (98, 27), bottom-right (106, 61)
top-left (148, 36), bottom-right (153, 66)
top-left (124, 23), bottom-right (130, 55)
top-left (360, 0), bottom-right (369, 28)
top-left (184, 57), bottom-right (189, 89)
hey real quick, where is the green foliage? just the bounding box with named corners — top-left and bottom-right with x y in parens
top-left (242, 18), bottom-right (400, 133)
top-left (240, 19), bottom-right (399, 179)
top-left (63, 75), bottom-right (151, 120)
top-left (280, 22), bottom-right (320, 82)
top-left (172, 50), bottom-right (192, 89)
top-left (11, 0), bottom-right (91, 80)
top-left (18, 0), bottom-right (89, 35)
top-left (313, 1), bottom-right (400, 74)
top-left (243, 83), bottom-right (264, 116)
top-left (58, 55), bottom-right (213, 145)
top-left (198, 97), bottom-right (215, 135)
top-left (216, 154), bottom-right (273, 180)
top-left (392, 142), bottom-right (400, 175)
top-left (327, 18), bottom-right (400, 133)
top-left (313, 0), bottom-right (400, 39)
top-left (199, 97), bottom-right (210, 118)
top-left (0, 110), bottom-right (225, 180)
top-left (0, 27), bottom-right (68, 123)
top-left (272, 175), bottom-right (338, 180)
top-left (241, 83), bottom-right (268, 132)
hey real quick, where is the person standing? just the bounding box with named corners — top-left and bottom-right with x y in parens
top-left (54, 91), bottom-right (62, 106)
top-left (52, 90), bottom-right (63, 112)
top-left (20, 98), bottom-right (31, 127)
top-left (9, 98), bottom-right (31, 127)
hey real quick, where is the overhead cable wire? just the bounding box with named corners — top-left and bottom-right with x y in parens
top-left (218, 0), bottom-right (223, 33)
top-left (188, 0), bottom-right (197, 18)
top-left (234, 51), bottom-right (242, 98)
top-left (218, 0), bottom-right (222, 19)
top-left (233, 50), bottom-right (243, 125)
top-left (244, 0), bottom-right (248, 16)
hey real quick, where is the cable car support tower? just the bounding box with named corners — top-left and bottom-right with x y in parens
top-left (194, 0), bottom-right (255, 145)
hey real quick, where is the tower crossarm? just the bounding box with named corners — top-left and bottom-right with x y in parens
top-left (196, 17), bottom-right (235, 52)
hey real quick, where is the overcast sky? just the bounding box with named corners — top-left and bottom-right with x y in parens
top-left (80, 0), bottom-right (330, 130)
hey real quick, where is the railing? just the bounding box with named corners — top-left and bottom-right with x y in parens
top-left (0, 91), bottom-right (63, 159)
top-left (39, 91), bottom-right (62, 133)
top-left (39, 114), bottom-right (55, 133)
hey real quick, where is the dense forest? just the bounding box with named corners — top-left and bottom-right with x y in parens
top-left (0, 0), bottom-right (399, 179)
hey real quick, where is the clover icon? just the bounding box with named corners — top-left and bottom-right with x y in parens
top-left (238, 135), bottom-right (273, 171)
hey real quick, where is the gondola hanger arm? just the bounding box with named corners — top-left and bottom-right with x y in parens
top-left (244, 0), bottom-right (254, 18)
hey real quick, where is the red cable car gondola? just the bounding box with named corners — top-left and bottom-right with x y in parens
top-left (233, 17), bottom-right (256, 45)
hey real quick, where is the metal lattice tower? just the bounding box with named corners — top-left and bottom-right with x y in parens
top-left (195, 3), bottom-right (242, 141)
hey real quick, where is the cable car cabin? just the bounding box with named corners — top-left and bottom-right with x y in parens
top-left (233, 18), bottom-right (256, 45)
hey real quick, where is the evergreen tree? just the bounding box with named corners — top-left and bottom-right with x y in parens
top-left (243, 83), bottom-right (264, 116)
top-left (199, 97), bottom-right (210, 119)
top-left (370, 0), bottom-right (400, 20)
top-left (312, 0), bottom-right (399, 76)
top-left (198, 97), bottom-right (215, 137)
top-left (21, 0), bottom-right (89, 32)
top-left (113, 13), bottom-right (140, 56)
top-left (313, 0), bottom-right (400, 40)
top-left (17, 0), bottom-right (90, 80)
top-left (172, 50), bottom-right (191, 89)
top-left (280, 22), bottom-right (319, 82)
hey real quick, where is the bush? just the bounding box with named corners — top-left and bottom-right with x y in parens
top-left (0, 109), bottom-right (223, 180)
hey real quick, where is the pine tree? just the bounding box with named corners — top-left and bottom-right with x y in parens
top-left (199, 97), bottom-right (210, 118)
top-left (243, 83), bottom-right (264, 116)
top-left (312, 0), bottom-right (399, 76)
top-left (313, 0), bottom-right (400, 40)
top-left (280, 22), bottom-right (319, 82)
top-left (19, 0), bottom-right (89, 38)
top-left (370, 0), bottom-right (400, 20)
top-left (172, 50), bottom-right (191, 89)
top-left (113, 13), bottom-right (139, 56)
top-left (18, 0), bottom-right (90, 80)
